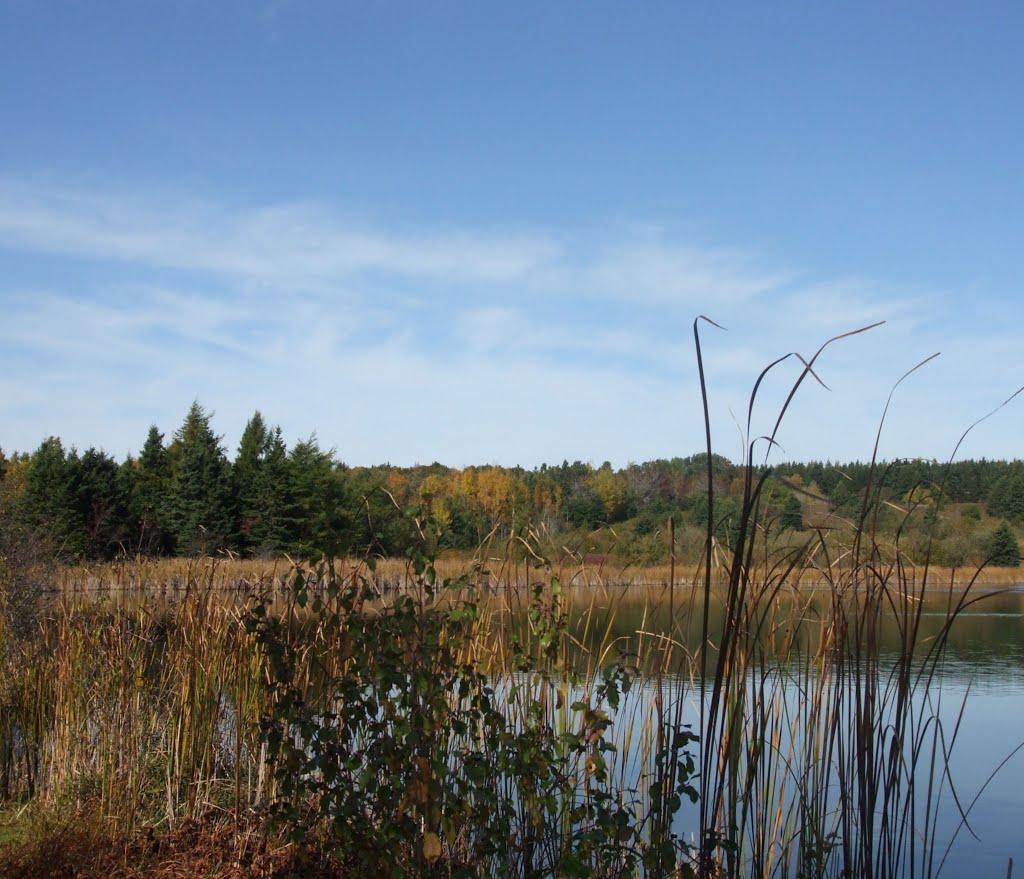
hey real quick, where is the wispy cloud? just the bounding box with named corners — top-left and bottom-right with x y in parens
top-left (0, 181), bottom-right (562, 293)
top-left (1, 180), bottom-right (1020, 466)
top-left (579, 241), bottom-right (794, 305)
top-left (0, 180), bottom-right (796, 312)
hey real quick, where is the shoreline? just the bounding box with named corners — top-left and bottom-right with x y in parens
top-left (41, 557), bottom-right (1024, 594)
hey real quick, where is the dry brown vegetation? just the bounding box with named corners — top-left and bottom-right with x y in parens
top-left (0, 812), bottom-right (348, 879)
top-left (48, 552), bottom-right (1024, 600)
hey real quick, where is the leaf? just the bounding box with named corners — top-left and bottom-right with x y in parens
top-left (422, 831), bottom-right (443, 864)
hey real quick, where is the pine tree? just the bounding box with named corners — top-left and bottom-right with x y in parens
top-left (20, 437), bottom-right (78, 557)
top-left (286, 436), bottom-right (351, 559)
top-left (988, 521), bottom-right (1022, 567)
top-left (132, 425), bottom-right (174, 554)
top-left (233, 413), bottom-right (291, 556)
top-left (167, 403), bottom-right (235, 556)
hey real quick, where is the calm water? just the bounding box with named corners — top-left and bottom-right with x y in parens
top-left (890, 591), bottom-right (1024, 877)
top-left (549, 585), bottom-right (1024, 877)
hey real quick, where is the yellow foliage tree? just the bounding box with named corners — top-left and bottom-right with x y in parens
top-left (417, 473), bottom-right (453, 528)
top-left (589, 463), bottom-right (626, 520)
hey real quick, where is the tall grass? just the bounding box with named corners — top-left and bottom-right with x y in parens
top-left (687, 319), bottom-right (1019, 878)
top-left (0, 584), bottom-right (270, 826)
top-left (0, 532), bottom-right (1006, 875)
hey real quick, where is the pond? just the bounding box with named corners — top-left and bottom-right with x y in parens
top-left (545, 584), bottom-right (1024, 877)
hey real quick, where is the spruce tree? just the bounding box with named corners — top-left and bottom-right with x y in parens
top-left (68, 447), bottom-right (131, 559)
top-left (140, 425), bottom-right (170, 475)
top-left (132, 426), bottom-right (173, 554)
top-left (20, 437), bottom-right (78, 557)
top-left (988, 521), bottom-right (1022, 567)
top-left (234, 413), bottom-right (291, 556)
top-left (286, 436), bottom-right (351, 559)
top-left (167, 403), bottom-right (235, 556)
top-left (234, 411), bottom-right (268, 553)
top-left (255, 427), bottom-right (292, 554)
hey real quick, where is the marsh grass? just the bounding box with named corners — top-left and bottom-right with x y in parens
top-left (0, 585), bottom-right (270, 826)
top-left (49, 546), bottom-right (1024, 605)
top-left (683, 319), bottom-right (1024, 878)
top-left (0, 531), bottom-right (1010, 876)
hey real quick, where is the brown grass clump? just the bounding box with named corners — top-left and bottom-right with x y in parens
top-left (0, 813), bottom-right (347, 879)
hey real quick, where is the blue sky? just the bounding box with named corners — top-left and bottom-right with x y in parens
top-left (2, 1), bottom-right (1023, 468)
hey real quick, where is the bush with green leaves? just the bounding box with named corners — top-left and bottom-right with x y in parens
top-left (245, 516), bottom-right (698, 878)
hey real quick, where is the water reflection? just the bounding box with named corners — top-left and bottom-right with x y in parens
top-left (528, 584), bottom-right (1024, 875)
top-left (537, 585), bottom-right (1024, 677)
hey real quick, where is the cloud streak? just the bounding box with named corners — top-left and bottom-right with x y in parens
top-left (0, 180), bottom-right (791, 307)
top-left (0, 181), bottom-right (561, 293)
top-left (1, 179), bottom-right (1021, 467)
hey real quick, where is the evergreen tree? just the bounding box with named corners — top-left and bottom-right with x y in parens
top-left (132, 425), bottom-right (174, 554)
top-left (565, 484), bottom-right (605, 528)
top-left (140, 425), bottom-right (170, 475)
top-left (987, 466), bottom-right (1024, 521)
top-left (68, 447), bottom-right (132, 558)
top-left (255, 427), bottom-right (292, 553)
top-left (778, 493), bottom-right (805, 532)
top-left (234, 412), bottom-right (267, 473)
top-left (286, 436), bottom-right (351, 559)
top-left (346, 466), bottom-right (418, 556)
top-left (234, 411), bottom-right (268, 553)
top-left (988, 522), bottom-right (1022, 567)
top-left (166, 403), bottom-right (235, 555)
top-left (20, 437), bottom-right (78, 557)
top-left (234, 414), bottom-right (291, 556)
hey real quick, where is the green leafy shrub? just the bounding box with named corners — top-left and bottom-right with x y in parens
top-left (245, 521), bottom-right (697, 878)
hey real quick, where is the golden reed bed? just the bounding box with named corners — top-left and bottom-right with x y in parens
top-left (49, 553), bottom-right (1024, 593)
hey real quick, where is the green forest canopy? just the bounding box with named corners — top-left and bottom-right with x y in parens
top-left (1, 403), bottom-right (1023, 566)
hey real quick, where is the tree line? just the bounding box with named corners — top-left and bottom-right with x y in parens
top-left (1, 402), bottom-right (1023, 564)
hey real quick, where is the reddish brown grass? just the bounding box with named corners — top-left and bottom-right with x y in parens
top-left (0, 813), bottom-right (347, 879)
